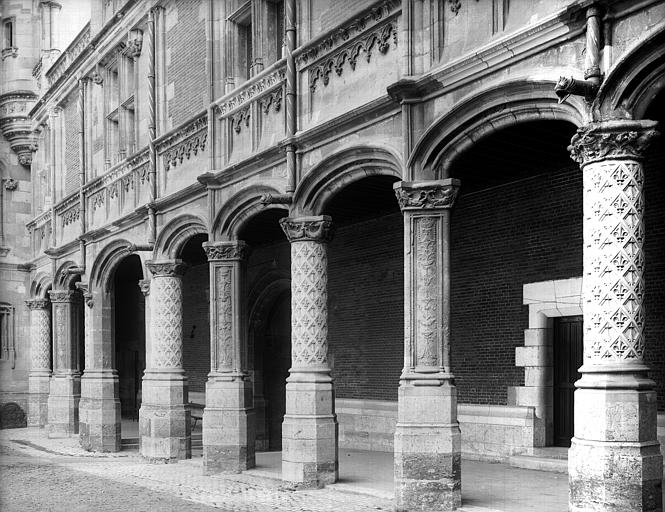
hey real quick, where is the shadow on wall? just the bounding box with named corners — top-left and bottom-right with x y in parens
top-left (0, 402), bottom-right (27, 429)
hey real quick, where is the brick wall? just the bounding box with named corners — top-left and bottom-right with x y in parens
top-left (312, 0), bottom-right (376, 35)
top-left (450, 166), bottom-right (583, 405)
top-left (166, 0), bottom-right (207, 127)
top-left (182, 263), bottom-right (210, 392)
top-left (63, 96), bottom-right (80, 194)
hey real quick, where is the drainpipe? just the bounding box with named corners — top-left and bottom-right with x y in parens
top-left (68, 77), bottom-right (88, 275)
top-left (128, 9), bottom-right (157, 253)
top-left (284, 0), bottom-right (296, 195)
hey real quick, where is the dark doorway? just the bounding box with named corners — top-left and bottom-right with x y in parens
top-left (553, 316), bottom-right (583, 447)
top-left (262, 291), bottom-right (291, 451)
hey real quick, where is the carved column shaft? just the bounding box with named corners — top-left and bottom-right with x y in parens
top-left (568, 119), bottom-right (662, 512)
top-left (48, 290), bottom-right (79, 374)
top-left (279, 216), bottom-right (338, 489)
top-left (26, 298), bottom-right (51, 428)
top-left (393, 179), bottom-right (462, 512)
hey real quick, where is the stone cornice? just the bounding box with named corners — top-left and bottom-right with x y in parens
top-left (203, 241), bottom-right (250, 262)
top-left (146, 260), bottom-right (188, 277)
top-left (280, 216), bottom-right (334, 243)
top-left (394, 180), bottom-right (461, 210)
top-left (568, 120), bottom-right (659, 166)
top-left (25, 298), bottom-right (50, 310)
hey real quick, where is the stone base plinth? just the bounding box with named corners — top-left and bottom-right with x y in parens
top-left (139, 371), bottom-right (191, 461)
top-left (79, 371), bottom-right (121, 452)
top-left (394, 379), bottom-right (461, 511)
top-left (203, 377), bottom-right (255, 474)
top-left (254, 395), bottom-right (269, 452)
top-left (47, 373), bottom-right (81, 435)
top-left (28, 371), bottom-right (51, 428)
top-left (569, 385), bottom-right (662, 512)
top-left (282, 377), bottom-right (338, 489)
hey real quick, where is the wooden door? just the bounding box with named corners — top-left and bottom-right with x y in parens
top-left (553, 316), bottom-right (583, 447)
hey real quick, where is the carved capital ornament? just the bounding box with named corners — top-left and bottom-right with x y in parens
top-left (25, 298), bottom-right (50, 310)
top-left (203, 241), bottom-right (250, 261)
top-left (568, 120), bottom-right (659, 166)
top-left (146, 260), bottom-right (188, 277)
top-left (394, 179), bottom-right (461, 210)
top-left (48, 290), bottom-right (77, 303)
top-left (280, 216), bottom-right (334, 243)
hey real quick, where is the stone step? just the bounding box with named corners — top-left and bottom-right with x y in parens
top-left (507, 453), bottom-right (568, 474)
top-left (532, 447), bottom-right (569, 460)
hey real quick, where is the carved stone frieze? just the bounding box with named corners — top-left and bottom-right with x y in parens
top-left (146, 260), bottom-right (188, 277)
top-left (414, 217), bottom-right (440, 367)
top-left (232, 107), bottom-right (250, 134)
top-left (568, 120), bottom-right (659, 166)
top-left (48, 290), bottom-right (76, 303)
top-left (280, 216), bottom-right (334, 243)
top-left (259, 87), bottom-right (283, 115)
top-left (46, 23), bottom-right (92, 88)
top-left (155, 114), bottom-right (207, 172)
top-left (215, 68), bottom-right (286, 117)
top-left (215, 266), bottom-right (234, 371)
top-left (394, 180), bottom-right (461, 210)
top-left (90, 190), bottom-right (106, 211)
top-left (61, 206), bottom-right (80, 227)
top-left (203, 241), bottom-right (250, 262)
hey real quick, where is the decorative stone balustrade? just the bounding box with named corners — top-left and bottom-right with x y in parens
top-left (45, 23), bottom-right (92, 89)
top-left (154, 113), bottom-right (208, 173)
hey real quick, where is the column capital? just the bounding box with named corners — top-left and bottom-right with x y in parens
top-left (48, 289), bottom-right (76, 303)
top-left (26, 298), bottom-right (50, 310)
top-left (203, 240), bottom-right (250, 261)
top-left (146, 260), bottom-right (188, 277)
top-left (280, 215), bottom-right (334, 243)
top-left (393, 179), bottom-right (461, 211)
top-left (138, 279), bottom-right (150, 297)
top-left (569, 119), bottom-right (659, 166)
top-left (75, 282), bottom-right (93, 308)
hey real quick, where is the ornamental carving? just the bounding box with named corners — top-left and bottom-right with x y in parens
top-left (155, 114), bottom-right (207, 172)
top-left (280, 216), bottom-right (334, 243)
top-left (0, 91), bottom-right (38, 166)
top-left (126, 30), bottom-right (143, 59)
top-left (46, 23), bottom-right (92, 88)
top-left (150, 275), bottom-right (184, 368)
top-left (49, 290), bottom-right (76, 303)
top-left (215, 68), bottom-right (286, 117)
top-left (291, 241), bottom-right (329, 366)
top-left (146, 261), bottom-right (188, 277)
top-left (309, 20), bottom-right (398, 92)
top-left (394, 180), bottom-right (460, 210)
top-left (25, 299), bottom-right (49, 310)
top-left (583, 159), bottom-right (647, 362)
top-left (259, 87), bottom-right (283, 115)
top-left (138, 279), bottom-right (150, 297)
top-left (415, 217), bottom-right (440, 367)
top-left (30, 307), bottom-right (51, 370)
top-left (203, 241), bottom-right (250, 261)
top-left (90, 190), bottom-right (106, 211)
top-left (215, 266), bottom-right (234, 371)
top-left (232, 107), bottom-right (251, 134)
top-left (54, 304), bottom-right (67, 370)
top-left (61, 206), bottom-right (80, 227)
top-left (569, 121), bottom-right (659, 166)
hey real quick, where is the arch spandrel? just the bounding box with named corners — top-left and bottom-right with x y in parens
top-left (292, 145), bottom-right (403, 216)
top-left (410, 79), bottom-right (586, 179)
top-left (152, 214), bottom-right (208, 260)
top-left (30, 272), bottom-right (53, 299)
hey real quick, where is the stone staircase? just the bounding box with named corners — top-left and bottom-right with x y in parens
top-left (507, 447), bottom-right (568, 473)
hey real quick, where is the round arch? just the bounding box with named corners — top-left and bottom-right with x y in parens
top-left (89, 239), bottom-right (141, 292)
top-left (54, 260), bottom-right (81, 290)
top-left (595, 21), bottom-right (665, 120)
top-left (410, 78), bottom-right (586, 179)
top-left (30, 272), bottom-right (53, 299)
top-left (213, 185), bottom-right (288, 241)
top-left (292, 145), bottom-right (403, 216)
top-left (153, 214), bottom-right (208, 260)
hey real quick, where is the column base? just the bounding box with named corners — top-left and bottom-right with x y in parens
top-left (47, 373), bottom-right (81, 435)
top-left (281, 376), bottom-right (338, 489)
top-left (203, 376), bottom-right (255, 474)
top-left (28, 371), bottom-right (51, 428)
top-left (569, 384), bottom-right (662, 512)
top-left (394, 379), bottom-right (461, 512)
top-left (79, 370), bottom-right (121, 452)
top-left (139, 370), bottom-right (191, 462)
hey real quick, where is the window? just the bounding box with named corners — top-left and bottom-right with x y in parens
top-left (104, 52), bottom-right (137, 166)
top-left (229, 2), bottom-right (252, 81)
top-left (268, 0), bottom-right (284, 62)
top-left (0, 303), bottom-right (15, 366)
top-left (3, 19), bottom-right (13, 49)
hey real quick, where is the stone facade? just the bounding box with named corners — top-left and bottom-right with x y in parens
top-left (1, 0), bottom-right (665, 511)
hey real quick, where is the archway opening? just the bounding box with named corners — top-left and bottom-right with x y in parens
top-left (112, 255), bottom-right (145, 422)
top-left (447, 118), bottom-right (579, 450)
top-left (242, 208), bottom-right (289, 452)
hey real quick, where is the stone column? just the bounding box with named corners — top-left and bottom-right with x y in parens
top-left (26, 298), bottom-right (51, 428)
top-left (78, 285), bottom-right (121, 452)
top-left (279, 216), bottom-right (338, 489)
top-left (201, 241), bottom-right (255, 473)
top-left (568, 120), bottom-right (662, 512)
top-left (139, 260), bottom-right (191, 461)
top-left (393, 179), bottom-right (462, 511)
top-left (47, 289), bottom-right (81, 435)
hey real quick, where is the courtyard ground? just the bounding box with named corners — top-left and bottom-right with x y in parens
top-left (0, 427), bottom-right (569, 512)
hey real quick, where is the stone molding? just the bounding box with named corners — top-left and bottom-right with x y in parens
top-left (394, 179), bottom-right (461, 210)
top-left (280, 216), bottom-right (334, 243)
top-left (0, 91), bottom-right (39, 166)
top-left (25, 298), bottom-right (50, 310)
top-left (154, 112), bottom-right (207, 172)
top-left (48, 290), bottom-right (76, 303)
top-left (568, 120), bottom-right (659, 166)
top-left (215, 67), bottom-right (286, 117)
top-left (46, 23), bottom-right (91, 88)
top-left (146, 260), bottom-right (188, 277)
top-left (203, 241), bottom-right (250, 262)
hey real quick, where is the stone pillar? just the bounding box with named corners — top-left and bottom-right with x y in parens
top-left (568, 120), bottom-right (662, 512)
top-left (201, 241), bottom-right (255, 473)
top-left (139, 260), bottom-right (191, 461)
top-left (47, 289), bottom-right (81, 435)
top-left (78, 285), bottom-right (121, 452)
top-left (393, 179), bottom-right (462, 512)
top-left (279, 216), bottom-right (338, 489)
top-left (26, 298), bottom-right (51, 428)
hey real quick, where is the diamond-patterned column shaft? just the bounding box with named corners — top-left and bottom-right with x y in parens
top-left (393, 179), bottom-right (462, 512)
top-left (568, 119), bottom-right (661, 512)
top-left (279, 215), bottom-right (338, 489)
top-left (26, 299), bottom-right (51, 371)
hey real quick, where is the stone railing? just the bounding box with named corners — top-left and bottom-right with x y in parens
top-left (54, 191), bottom-right (80, 229)
top-left (154, 112), bottom-right (208, 173)
top-left (26, 210), bottom-right (52, 255)
top-left (45, 23), bottom-right (92, 89)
